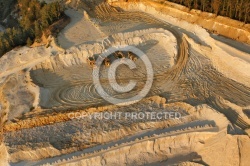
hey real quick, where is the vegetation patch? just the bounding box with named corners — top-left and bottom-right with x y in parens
top-left (0, 0), bottom-right (66, 57)
top-left (167, 0), bottom-right (250, 23)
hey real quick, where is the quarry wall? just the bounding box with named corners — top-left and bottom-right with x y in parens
top-left (108, 0), bottom-right (250, 45)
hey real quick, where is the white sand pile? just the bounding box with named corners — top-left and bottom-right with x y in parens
top-left (0, 46), bottom-right (56, 121)
top-left (58, 9), bottom-right (104, 49)
top-left (0, 46), bottom-right (53, 79)
top-left (185, 36), bottom-right (250, 87)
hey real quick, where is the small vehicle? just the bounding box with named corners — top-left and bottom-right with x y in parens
top-left (97, 55), bottom-right (111, 67)
top-left (103, 58), bottom-right (111, 67)
top-left (128, 51), bottom-right (137, 61)
top-left (114, 51), bottom-right (125, 59)
top-left (87, 56), bottom-right (96, 67)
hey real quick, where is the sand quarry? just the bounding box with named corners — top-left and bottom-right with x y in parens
top-left (0, 0), bottom-right (250, 165)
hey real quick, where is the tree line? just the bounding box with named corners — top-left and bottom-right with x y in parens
top-left (0, 0), bottom-right (64, 57)
top-left (167, 0), bottom-right (250, 23)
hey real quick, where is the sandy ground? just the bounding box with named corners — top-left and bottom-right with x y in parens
top-left (8, 99), bottom-right (221, 165)
top-left (57, 9), bottom-right (103, 49)
top-left (0, 1), bottom-right (249, 165)
top-left (214, 40), bottom-right (250, 63)
top-left (110, 1), bottom-right (250, 87)
top-left (31, 28), bottom-right (177, 109)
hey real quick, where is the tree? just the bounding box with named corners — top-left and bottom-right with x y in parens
top-left (244, 2), bottom-right (250, 23)
top-left (34, 21), bottom-right (42, 38)
top-left (0, 38), bottom-right (7, 55)
top-left (201, 0), bottom-right (208, 11)
top-left (193, 0), bottom-right (199, 9)
top-left (184, 0), bottom-right (193, 10)
top-left (167, 0), bottom-right (249, 23)
top-left (212, 0), bottom-right (222, 15)
top-left (26, 37), bottom-right (32, 46)
top-left (0, 0), bottom-right (65, 57)
top-left (228, 0), bottom-right (236, 18)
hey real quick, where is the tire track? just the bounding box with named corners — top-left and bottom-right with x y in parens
top-left (30, 2), bottom-right (250, 130)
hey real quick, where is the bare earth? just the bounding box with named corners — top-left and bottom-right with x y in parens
top-left (57, 9), bottom-right (104, 49)
top-left (0, 0), bottom-right (250, 166)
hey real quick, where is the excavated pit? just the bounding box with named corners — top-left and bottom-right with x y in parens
top-left (0, 1), bottom-right (249, 165)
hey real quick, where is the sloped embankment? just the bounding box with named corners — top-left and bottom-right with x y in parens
top-left (108, 0), bottom-right (250, 45)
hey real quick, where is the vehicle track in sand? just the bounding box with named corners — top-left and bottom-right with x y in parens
top-left (4, 2), bottom-right (250, 165)
top-left (47, 2), bottom-right (187, 107)
top-left (29, 2), bottom-right (250, 130)
top-left (10, 119), bottom-right (217, 166)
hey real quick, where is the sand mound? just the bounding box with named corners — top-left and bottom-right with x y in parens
top-left (58, 9), bottom-right (104, 49)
